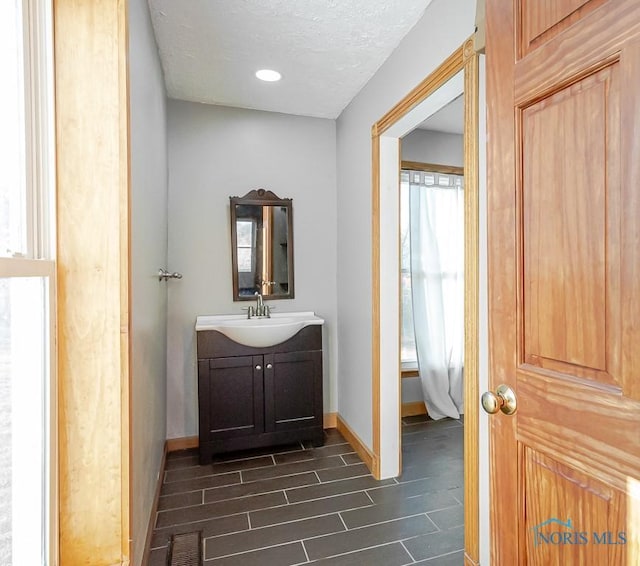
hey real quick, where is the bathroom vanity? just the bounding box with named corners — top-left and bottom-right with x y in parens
top-left (196, 313), bottom-right (324, 464)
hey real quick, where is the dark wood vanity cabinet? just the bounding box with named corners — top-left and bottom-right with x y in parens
top-left (197, 325), bottom-right (323, 464)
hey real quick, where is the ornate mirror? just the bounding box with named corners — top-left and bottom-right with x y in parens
top-left (230, 189), bottom-right (294, 300)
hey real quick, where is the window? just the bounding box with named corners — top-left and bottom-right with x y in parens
top-left (0, 1), bottom-right (56, 564)
top-left (400, 174), bottom-right (417, 367)
top-left (400, 170), bottom-right (464, 368)
top-left (236, 220), bottom-right (255, 273)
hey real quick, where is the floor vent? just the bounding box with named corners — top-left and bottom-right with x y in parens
top-left (167, 531), bottom-right (202, 566)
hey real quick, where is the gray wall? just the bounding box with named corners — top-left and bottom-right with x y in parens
top-left (166, 102), bottom-right (338, 439)
top-left (335, 0), bottom-right (475, 447)
top-left (400, 128), bottom-right (464, 404)
top-left (129, 0), bottom-right (168, 563)
top-left (401, 129), bottom-right (463, 167)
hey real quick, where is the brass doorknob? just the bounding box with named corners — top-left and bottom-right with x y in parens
top-left (481, 384), bottom-right (517, 415)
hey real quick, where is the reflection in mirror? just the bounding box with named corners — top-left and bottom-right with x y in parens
top-left (230, 189), bottom-right (294, 300)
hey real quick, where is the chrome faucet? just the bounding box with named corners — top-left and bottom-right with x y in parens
top-left (253, 291), bottom-right (271, 318)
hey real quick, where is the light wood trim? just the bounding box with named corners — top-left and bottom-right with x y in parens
top-left (376, 44), bottom-right (465, 135)
top-left (166, 436), bottom-right (199, 452)
top-left (485, 1), bottom-right (518, 563)
top-left (401, 401), bottom-right (427, 417)
top-left (462, 37), bottom-right (480, 565)
top-left (401, 160), bottom-right (464, 176)
top-left (323, 412), bottom-right (337, 429)
top-left (261, 206), bottom-right (273, 295)
top-left (119, 0), bottom-right (132, 561)
top-left (401, 369), bottom-right (419, 379)
top-left (336, 415), bottom-right (375, 474)
top-left (371, 35), bottom-right (480, 565)
top-left (55, 0), bottom-right (131, 563)
top-left (141, 442), bottom-right (167, 566)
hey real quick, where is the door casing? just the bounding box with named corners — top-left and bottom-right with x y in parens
top-left (370, 37), bottom-right (481, 566)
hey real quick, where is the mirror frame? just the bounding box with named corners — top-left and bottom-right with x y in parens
top-left (230, 188), bottom-right (294, 301)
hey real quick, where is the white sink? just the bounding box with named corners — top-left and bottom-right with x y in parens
top-left (195, 311), bottom-right (324, 347)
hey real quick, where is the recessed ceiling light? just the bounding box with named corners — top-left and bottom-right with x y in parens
top-left (255, 69), bottom-right (282, 82)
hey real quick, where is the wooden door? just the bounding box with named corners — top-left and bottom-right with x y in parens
top-left (486, 0), bottom-right (640, 564)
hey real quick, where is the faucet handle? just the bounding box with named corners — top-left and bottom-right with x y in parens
top-left (241, 306), bottom-right (255, 319)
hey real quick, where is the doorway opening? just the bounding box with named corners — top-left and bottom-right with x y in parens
top-left (371, 38), bottom-right (480, 564)
top-left (400, 94), bottom-right (465, 422)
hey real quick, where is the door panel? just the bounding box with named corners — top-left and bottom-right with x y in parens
top-left (519, 0), bottom-right (607, 56)
top-left (521, 65), bottom-right (619, 386)
top-left (486, 0), bottom-right (640, 563)
top-left (517, 373), bottom-right (640, 493)
top-left (523, 448), bottom-right (627, 566)
top-left (267, 351), bottom-right (322, 433)
top-left (205, 356), bottom-right (264, 440)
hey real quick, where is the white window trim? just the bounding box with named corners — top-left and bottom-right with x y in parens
top-left (0, 0), bottom-right (57, 563)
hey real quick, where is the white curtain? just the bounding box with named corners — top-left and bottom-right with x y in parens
top-left (407, 170), bottom-right (464, 420)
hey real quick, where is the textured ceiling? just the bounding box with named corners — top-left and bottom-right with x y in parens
top-left (417, 94), bottom-right (464, 135)
top-left (148, 0), bottom-right (434, 119)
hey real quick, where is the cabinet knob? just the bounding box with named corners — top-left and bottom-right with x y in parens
top-left (255, 364), bottom-right (262, 370)
top-left (266, 363), bottom-right (273, 369)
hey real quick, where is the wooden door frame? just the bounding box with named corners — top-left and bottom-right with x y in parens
top-left (54, 0), bottom-right (132, 563)
top-left (371, 37), bottom-right (480, 565)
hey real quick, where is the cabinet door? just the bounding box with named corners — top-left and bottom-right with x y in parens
top-left (199, 355), bottom-right (264, 442)
top-left (264, 351), bottom-right (322, 433)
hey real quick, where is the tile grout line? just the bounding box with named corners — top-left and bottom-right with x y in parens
top-left (161, 474), bottom-right (241, 493)
top-left (399, 540), bottom-right (417, 563)
top-left (243, 502), bottom-right (373, 531)
top-left (158, 486), bottom-right (298, 514)
top-left (300, 539), bottom-right (311, 563)
top-left (284, 484), bottom-right (393, 506)
top-left (163, 468), bottom-right (261, 485)
top-left (299, 538), bottom-right (432, 564)
top-left (240, 465), bottom-right (358, 485)
top-left (336, 511), bottom-right (349, 532)
top-left (258, 511), bottom-right (438, 546)
top-left (152, 514), bottom-right (254, 545)
top-left (420, 548), bottom-right (465, 562)
top-left (247, 511), bottom-right (252, 530)
top-left (205, 539), bottom-right (322, 563)
top-left (155, 500), bottom-right (291, 530)
top-left (205, 519), bottom-right (439, 564)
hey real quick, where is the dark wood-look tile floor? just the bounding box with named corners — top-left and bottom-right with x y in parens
top-left (149, 415), bottom-right (463, 565)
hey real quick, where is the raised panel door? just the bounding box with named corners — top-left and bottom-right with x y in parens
top-left (486, 0), bottom-right (640, 563)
